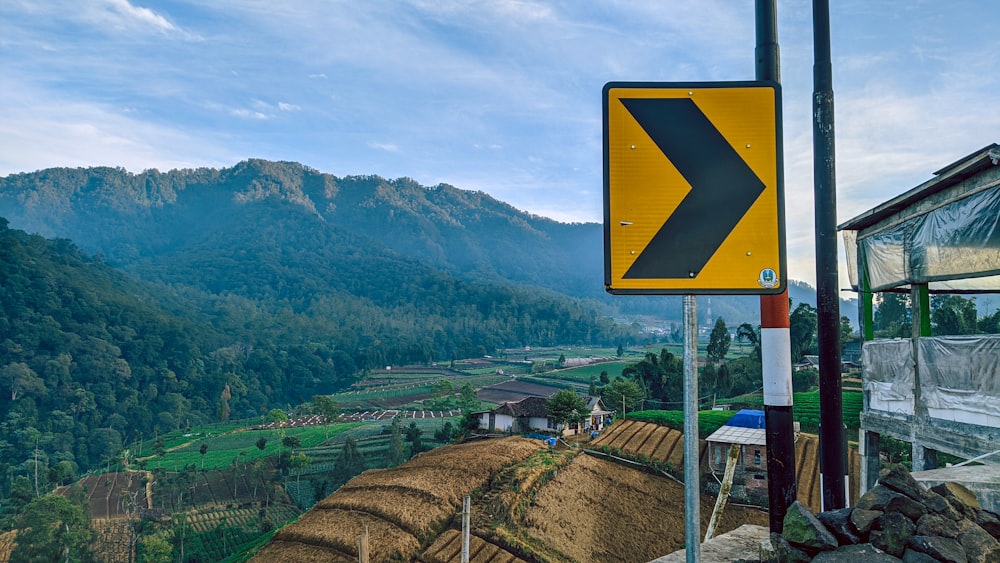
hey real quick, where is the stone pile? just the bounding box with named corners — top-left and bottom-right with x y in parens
top-left (767, 464), bottom-right (1000, 562)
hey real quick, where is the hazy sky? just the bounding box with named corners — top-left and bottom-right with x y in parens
top-left (2, 1), bottom-right (998, 287)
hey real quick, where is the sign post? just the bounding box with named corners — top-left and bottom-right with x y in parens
top-left (603, 78), bottom-right (787, 558)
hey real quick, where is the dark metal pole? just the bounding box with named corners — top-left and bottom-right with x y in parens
top-left (813, 0), bottom-right (847, 510)
top-left (755, 0), bottom-right (798, 533)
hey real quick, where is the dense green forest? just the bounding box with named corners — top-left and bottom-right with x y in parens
top-left (0, 216), bottom-right (638, 493)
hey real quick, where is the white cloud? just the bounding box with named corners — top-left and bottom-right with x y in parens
top-left (230, 108), bottom-right (270, 120)
top-left (368, 142), bottom-right (399, 152)
top-left (0, 84), bottom-right (236, 175)
top-left (105, 0), bottom-right (177, 33)
top-left (278, 102), bottom-right (300, 112)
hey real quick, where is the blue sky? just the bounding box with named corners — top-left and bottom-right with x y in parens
top-left (2, 1), bottom-right (998, 288)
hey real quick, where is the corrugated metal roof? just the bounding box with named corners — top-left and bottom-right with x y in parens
top-left (705, 425), bottom-right (767, 446)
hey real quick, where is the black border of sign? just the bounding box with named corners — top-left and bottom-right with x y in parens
top-left (602, 80), bottom-right (787, 295)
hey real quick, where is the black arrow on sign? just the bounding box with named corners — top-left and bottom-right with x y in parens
top-left (621, 97), bottom-right (765, 279)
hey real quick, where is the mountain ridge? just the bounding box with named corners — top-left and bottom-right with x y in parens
top-left (0, 159), bottom-right (856, 326)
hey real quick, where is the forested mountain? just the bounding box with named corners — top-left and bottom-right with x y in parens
top-left (0, 161), bottom-right (605, 299)
top-left (0, 163), bottom-right (638, 486)
top-left (0, 160), bottom-right (856, 326)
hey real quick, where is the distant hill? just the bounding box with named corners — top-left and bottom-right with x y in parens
top-left (0, 160), bottom-right (855, 327)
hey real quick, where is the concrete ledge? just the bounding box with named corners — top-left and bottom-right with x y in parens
top-left (649, 524), bottom-right (770, 563)
top-left (912, 464), bottom-right (1000, 514)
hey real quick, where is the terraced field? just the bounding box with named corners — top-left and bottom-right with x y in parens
top-left (590, 419), bottom-right (709, 471)
top-left (253, 437), bottom-right (544, 562)
top-left (591, 419), bottom-right (861, 513)
top-left (250, 435), bottom-right (767, 562)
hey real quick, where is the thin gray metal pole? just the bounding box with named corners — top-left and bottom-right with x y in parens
top-left (683, 294), bottom-right (700, 563)
top-left (462, 495), bottom-right (470, 563)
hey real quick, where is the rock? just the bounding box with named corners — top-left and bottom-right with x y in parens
top-left (782, 501), bottom-right (839, 552)
top-left (901, 548), bottom-right (941, 563)
top-left (922, 490), bottom-right (963, 521)
top-left (916, 512), bottom-right (961, 539)
top-left (974, 509), bottom-right (1000, 540)
top-left (769, 532), bottom-right (812, 563)
top-left (851, 508), bottom-right (882, 539)
top-left (906, 535), bottom-right (968, 563)
top-left (879, 464), bottom-right (927, 502)
top-left (817, 507), bottom-right (860, 545)
top-left (872, 512), bottom-right (915, 557)
top-left (956, 519), bottom-right (1000, 563)
top-left (858, 485), bottom-right (926, 520)
top-left (811, 543), bottom-right (903, 562)
top-left (931, 481), bottom-right (982, 518)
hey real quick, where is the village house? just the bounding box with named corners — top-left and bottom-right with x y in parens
top-left (475, 394), bottom-right (612, 436)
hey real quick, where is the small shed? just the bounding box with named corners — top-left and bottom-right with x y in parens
top-left (838, 143), bottom-right (1000, 492)
top-left (705, 409), bottom-right (768, 476)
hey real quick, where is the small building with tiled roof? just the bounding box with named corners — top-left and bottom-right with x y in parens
top-left (475, 395), bottom-right (612, 435)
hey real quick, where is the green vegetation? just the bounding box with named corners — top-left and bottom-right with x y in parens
top-left (139, 423), bottom-right (365, 471)
top-left (718, 390), bottom-right (864, 433)
top-left (627, 409), bottom-right (737, 438)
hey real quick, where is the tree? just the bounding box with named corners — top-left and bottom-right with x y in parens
top-left (11, 493), bottom-right (96, 562)
top-left (311, 395), bottom-right (339, 440)
top-left (874, 292), bottom-right (910, 337)
top-left (706, 317), bottom-right (731, 363)
top-left (384, 416), bottom-right (406, 467)
top-left (932, 295), bottom-right (977, 335)
top-left (600, 378), bottom-right (645, 417)
top-left (599, 370), bottom-right (609, 385)
top-left (199, 443), bottom-right (208, 470)
top-left (736, 323), bottom-right (761, 361)
top-left (789, 302), bottom-right (818, 363)
top-left (979, 309), bottom-right (1000, 334)
top-left (616, 343), bottom-right (624, 357)
top-left (434, 421), bottom-right (457, 443)
top-left (545, 390), bottom-right (589, 431)
top-left (288, 452), bottom-right (311, 488)
top-left (218, 383), bottom-right (232, 421)
top-left (333, 437), bottom-right (366, 487)
top-left (256, 436), bottom-right (268, 452)
top-left (405, 422), bottom-right (425, 456)
top-left (1, 362), bottom-right (45, 401)
top-left (282, 435), bottom-right (301, 453)
top-left (137, 535), bottom-right (173, 563)
top-left (458, 383), bottom-right (480, 414)
top-left (839, 316), bottom-right (855, 348)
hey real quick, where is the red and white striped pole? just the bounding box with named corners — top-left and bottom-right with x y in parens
top-left (761, 290), bottom-right (797, 532)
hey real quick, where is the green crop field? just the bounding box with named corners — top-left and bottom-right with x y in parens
top-left (545, 361), bottom-right (633, 383)
top-left (716, 390), bottom-right (863, 433)
top-left (140, 423), bottom-right (366, 471)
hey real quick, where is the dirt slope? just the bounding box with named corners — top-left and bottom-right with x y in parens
top-left (251, 433), bottom-right (768, 562)
top-left (525, 453), bottom-right (767, 562)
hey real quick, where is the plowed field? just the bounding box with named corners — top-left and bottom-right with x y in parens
top-left (590, 419), bottom-right (708, 470)
top-left (252, 437), bottom-right (543, 562)
top-left (594, 420), bottom-right (861, 514)
top-left (252, 433), bottom-right (768, 562)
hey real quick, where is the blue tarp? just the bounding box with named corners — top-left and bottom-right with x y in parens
top-left (726, 409), bottom-right (766, 429)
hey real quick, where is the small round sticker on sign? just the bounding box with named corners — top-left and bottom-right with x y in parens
top-left (758, 268), bottom-right (778, 288)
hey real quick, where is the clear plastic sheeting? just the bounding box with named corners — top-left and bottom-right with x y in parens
top-left (863, 336), bottom-right (1000, 426)
top-left (862, 339), bottom-right (914, 400)
top-left (918, 336), bottom-right (1000, 416)
top-left (846, 182), bottom-right (1000, 292)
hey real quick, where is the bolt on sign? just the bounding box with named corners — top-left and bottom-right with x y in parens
top-left (603, 81), bottom-right (786, 294)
